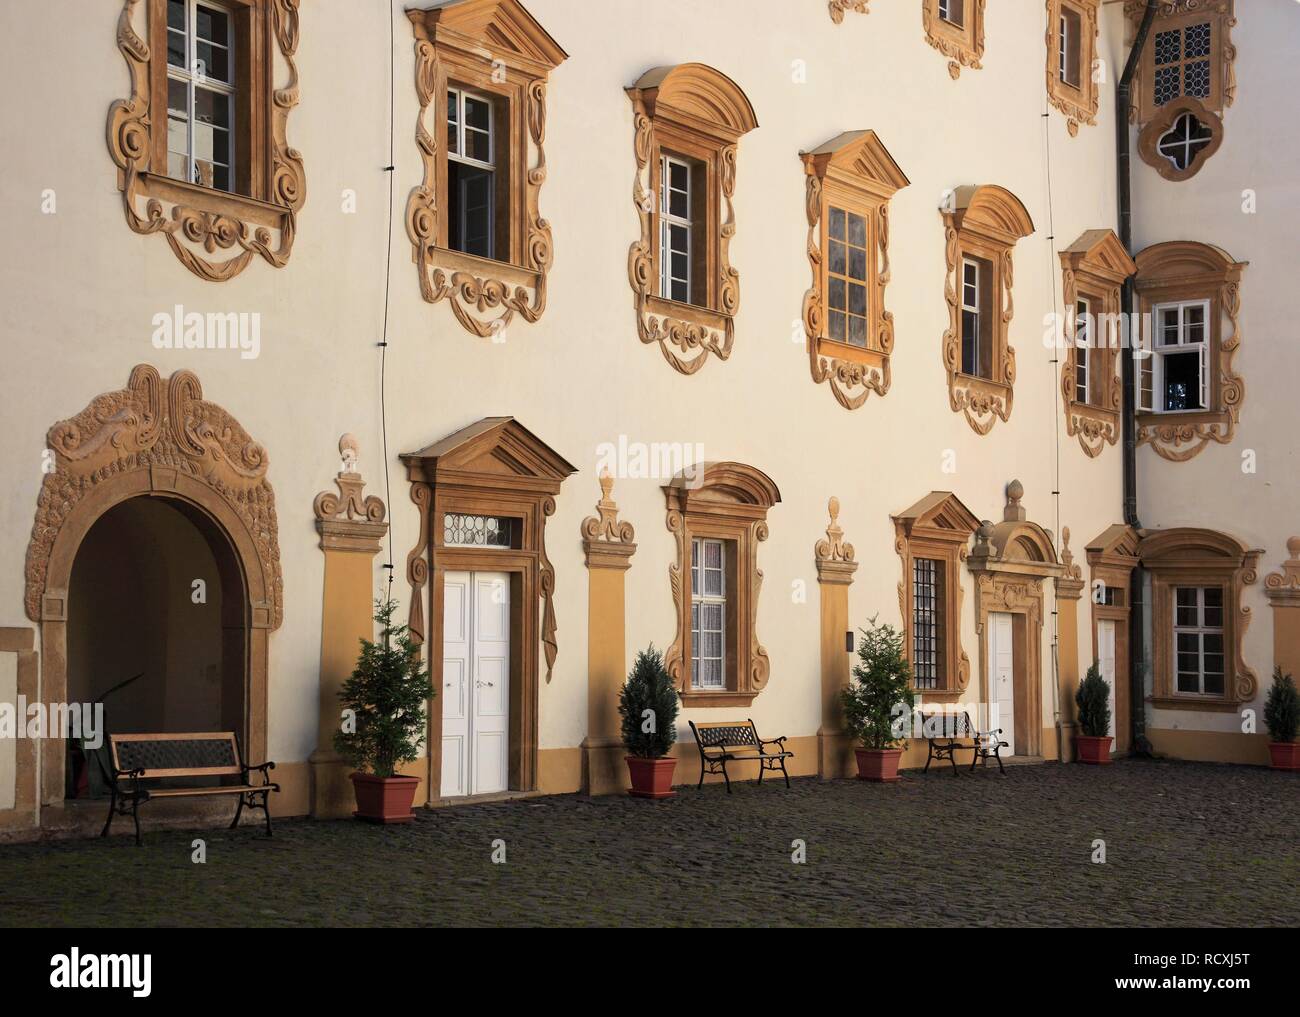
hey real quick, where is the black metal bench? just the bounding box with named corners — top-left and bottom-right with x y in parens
top-left (920, 710), bottom-right (1008, 776)
top-left (688, 719), bottom-right (792, 793)
top-left (103, 732), bottom-right (279, 845)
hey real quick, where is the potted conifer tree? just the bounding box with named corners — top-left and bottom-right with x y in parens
top-left (335, 597), bottom-right (434, 822)
top-left (619, 646), bottom-right (679, 798)
top-left (1264, 666), bottom-right (1299, 771)
top-left (841, 619), bottom-right (916, 782)
top-left (1074, 663), bottom-right (1113, 764)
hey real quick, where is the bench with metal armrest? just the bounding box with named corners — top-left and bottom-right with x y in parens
top-left (688, 719), bottom-right (793, 793)
top-left (920, 710), bottom-right (1009, 776)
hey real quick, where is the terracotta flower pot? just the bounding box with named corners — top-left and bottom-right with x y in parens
top-left (350, 772), bottom-right (420, 823)
top-left (626, 755), bottom-right (677, 799)
top-left (855, 747), bottom-right (903, 782)
top-left (1268, 741), bottom-right (1300, 772)
top-left (1074, 734), bottom-right (1113, 764)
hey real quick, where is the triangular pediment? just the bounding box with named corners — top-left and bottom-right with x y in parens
top-left (892, 491), bottom-right (980, 535)
top-left (1061, 229), bottom-right (1137, 283)
top-left (1086, 523), bottom-right (1140, 560)
top-left (402, 417), bottom-right (577, 486)
top-left (414, 0), bottom-right (567, 69)
top-left (802, 130), bottom-right (910, 196)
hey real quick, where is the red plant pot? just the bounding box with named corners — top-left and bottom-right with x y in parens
top-left (626, 756), bottom-right (677, 799)
top-left (855, 748), bottom-right (903, 782)
top-left (1268, 742), bottom-right (1300, 772)
top-left (350, 772), bottom-right (421, 823)
top-left (1075, 735), bottom-right (1113, 764)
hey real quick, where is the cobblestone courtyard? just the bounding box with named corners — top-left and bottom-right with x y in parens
top-left (0, 759), bottom-right (1294, 927)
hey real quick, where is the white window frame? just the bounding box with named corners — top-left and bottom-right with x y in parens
top-left (1172, 585), bottom-right (1225, 696)
top-left (659, 154), bottom-right (693, 303)
top-left (690, 536), bottom-right (726, 690)
top-left (1074, 296), bottom-right (1091, 405)
top-left (1142, 299), bottom-right (1210, 413)
top-left (1059, 6), bottom-right (1081, 88)
top-left (447, 87), bottom-right (496, 260)
top-left (166, 0), bottom-right (237, 191)
top-left (960, 257), bottom-right (982, 377)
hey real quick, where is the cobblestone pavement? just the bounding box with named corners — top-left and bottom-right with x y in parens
top-left (0, 759), bottom-right (1294, 927)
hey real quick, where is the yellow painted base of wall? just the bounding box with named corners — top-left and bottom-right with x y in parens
top-left (1148, 727), bottom-right (1272, 766)
top-left (539, 746), bottom-right (583, 794)
top-left (581, 738), bottom-right (626, 796)
top-left (817, 728), bottom-right (854, 779)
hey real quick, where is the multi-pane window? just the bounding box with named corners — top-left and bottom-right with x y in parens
top-left (166, 0), bottom-right (235, 192)
top-left (1059, 6), bottom-right (1083, 88)
top-left (1174, 586), bottom-right (1225, 695)
top-left (659, 155), bottom-right (693, 304)
top-left (912, 558), bottom-right (945, 690)
top-left (1074, 298), bottom-right (1091, 404)
top-left (690, 538), bottom-right (726, 689)
top-left (1155, 112), bottom-right (1214, 172)
top-left (1140, 300), bottom-right (1209, 413)
top-left (960, 256), bottom-right (992, 378)
top-left (444, 513), bottom-right (512, 548)
top-left (938, 0), bottom-right (964, 28)
top-left (447, 88), bottom-right (496, 259)
top-left (827, 207), bottom-right (869, 347)
top-left (1153, 22), bottom-right (1214, 108)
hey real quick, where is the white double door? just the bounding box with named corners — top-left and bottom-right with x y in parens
top-left (441, 571), bottom-right (510, 798)
top-left (1097, 619), bottom-right (1118, 743)
top-left (988, 612), bottom-right (1016, 756)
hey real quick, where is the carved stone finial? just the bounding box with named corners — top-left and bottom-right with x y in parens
top-left (313, 435), bottom-right (388, 553)
top-left (1057, 526), bottom-right (1084, 597)
top-left (1004, 479), bottom-right (1026, 522)
top-left (581, 470), bottom-right (636, 569)
top-left (815, 496), bottom-right (857, 583)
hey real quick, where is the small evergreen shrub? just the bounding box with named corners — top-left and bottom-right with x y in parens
top-left (1075, 662), bottom-right (1111, 738)
top-left (840, 618), bottom-right (916, 751)
top-left (1264, 667), bottom-right (1299, 743)
top-left (619, 646), bottom-right (679, 758)
top-left (334, 597), bottom-right (434, 777)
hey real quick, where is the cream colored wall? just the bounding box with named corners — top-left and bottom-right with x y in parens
top-left (1122, 2), bottom-right (1299, 739)
top-left (0, 1), bottom-right (1133, 772)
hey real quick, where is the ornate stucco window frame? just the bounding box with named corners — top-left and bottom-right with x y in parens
top-left (800, 131), bottom-right (910, 410)
top-left (940, 185), bottom-right (1035, 435)
top-left (922, 0), bottom-right (985, 79)
top-left (1046, 0), bottom-right (1100, 136)
top-left (664, 463), bottom-right (780, 707)
top-left (829, 1), bottom-right (870, 23)
top-left (405, 0), bottom-right (567, 339)
top-left (1140, 527), bottom-right (1261, 712)
top-left (106, 0), bottom-right (305, 281)
top-left (1059, 229), bottom-right (1137, 458)
top-left (892, 492), bottom-right (980, 702)
top-left (1134, 241), bottom-right (1247, 462)
top-left (627, 64), bottom-right (759, 376)
top-left (1126, 0), bottom-right (1236, 180)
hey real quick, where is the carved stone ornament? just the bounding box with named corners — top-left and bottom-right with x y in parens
top-left (940, 185), bottom-right (1035, 435)
top-left (815, 497), bottom-right (858, 585)
top-left (1057, 526), bottom-right (1086, 600)
top-left (801, 132), bottom-right (910, 410)
top-left (1046, 0), bottom-right (1101, 136)
top-left (1134, 241), bottom-right (1246, 462)
top-left (1264, 538), bottom-right (1300, 607)
top-left (829, 0), bottom-right (870, 23)
top-left (627, 64), bottom-right (758, 375)
top-left (1059, 230), bottom-right (1136, 458)
top-left (923, 0), bottom-right (986, 79)
top-left (581, 471), bottom-right (637, 570)
top-left (313, 434), bottom-right (388, 554)
top-left (106, 0), bottom-right (305, 281)
top-left (405, 1), bottom-right (567, 338)
top-left (25, 364), bottom-right (283, 628)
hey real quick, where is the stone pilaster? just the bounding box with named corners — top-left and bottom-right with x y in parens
top-left (1054, 527), bottom-right (1085, 762)
top-left (1264, 538), bottom-right (1300, 681)
top-left (815, 497), bottom-right (858, 778)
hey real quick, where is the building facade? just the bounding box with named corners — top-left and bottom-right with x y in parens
top-left (0, 0), bottom-right (1291, 837)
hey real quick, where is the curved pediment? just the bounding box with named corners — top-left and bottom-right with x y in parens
top-left (1140, 527), bottom-right (1256, 566)
top-left (1135, 241), bottom-right (1245, 287)
top-left (629, 63), bottom-right (758, 138)
top-left (665, 461), bottom-right (781, 509)
top-left (950, 184), bottom-right (1035, 243)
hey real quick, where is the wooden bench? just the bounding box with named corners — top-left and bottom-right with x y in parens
top-left (102, 732), bottom-right (279, 845)
top-left (920, 711), bottom-right (1008, 776)
top-left (688, 719), bottom-right (793, 793)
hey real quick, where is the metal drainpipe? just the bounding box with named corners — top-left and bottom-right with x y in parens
top-left (1119, 0), bottom-right (1158, 756)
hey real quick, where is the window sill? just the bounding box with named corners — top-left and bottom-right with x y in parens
top-left (1148, 695), bottom-right (1240, 713)
top-left (816, 337), bottom-right (887, 369)
top-left (645, 294), bottom-right (730, 333)
top-left (679, 689), bottom-right (759, 708)
top-left (914, 688), bottom-right (963, 702)
top-left (136, 172), bottom-right (288, 229)
top-left (1138, 409), bottom-right (1227, 426)
top-left (1068, 400), bottom-right (1118, 421)
top-left (428, 246), bottom-right (542, 291)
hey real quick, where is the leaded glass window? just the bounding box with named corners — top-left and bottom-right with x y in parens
top-left (443, 513), bottom-right (513, 548)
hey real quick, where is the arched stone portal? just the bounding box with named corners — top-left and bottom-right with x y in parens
top-left (24, 365), bottom-right (282, 809)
